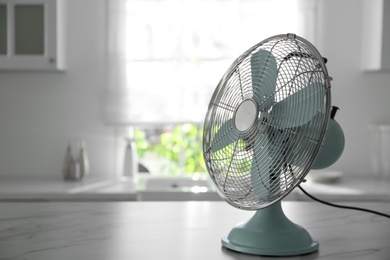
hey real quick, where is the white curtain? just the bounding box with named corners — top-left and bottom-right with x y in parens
top-left (104, 0), bottom-right (318, 125)
top-left (104, 0), bottom-right (131, 124)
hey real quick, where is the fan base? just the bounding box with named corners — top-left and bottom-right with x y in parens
top-left (221, 201), bottom-right (319, 256)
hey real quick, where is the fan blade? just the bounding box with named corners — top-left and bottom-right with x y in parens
top-left (271, 82), bottom-right (325, 128)
top-left (210, 119), bottom-right (239, 153)
top-left (251, 130), bottom-right (291, 200)
top-left (250, 134), bottom-right (271, 199)
top-left (251, 50), bottom-right (278, 112)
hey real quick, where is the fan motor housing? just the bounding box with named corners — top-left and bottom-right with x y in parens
top-left (312, 118), bottom-right (345, 169)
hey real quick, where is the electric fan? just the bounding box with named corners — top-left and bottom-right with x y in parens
top-left (203, 33), bottom-right (345, 256)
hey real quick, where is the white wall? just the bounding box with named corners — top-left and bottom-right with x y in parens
top-left (316, 0), bottom-right (390, 176)
top-left (0, 0), bottom-right (120, 178)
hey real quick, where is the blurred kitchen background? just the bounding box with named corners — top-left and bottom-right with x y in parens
top-left (0, 0), bottom-right (390, 201)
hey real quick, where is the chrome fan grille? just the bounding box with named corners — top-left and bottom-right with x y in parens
top-left (203, 34), bottom-right (331, 210)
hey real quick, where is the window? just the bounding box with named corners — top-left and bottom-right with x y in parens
top-left (107, 0), bottom-right (317, 176)
top-left (121, 0), bottom-right (311, 123)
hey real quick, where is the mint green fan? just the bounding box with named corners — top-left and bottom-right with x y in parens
top-left (203, 34), bottom-right (344, 256)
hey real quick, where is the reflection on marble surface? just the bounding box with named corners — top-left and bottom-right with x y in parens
top-left (0, 202), bottom-right (389, 259)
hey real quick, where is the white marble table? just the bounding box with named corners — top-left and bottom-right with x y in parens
top-left (0, 201), bottom-right (389, 259)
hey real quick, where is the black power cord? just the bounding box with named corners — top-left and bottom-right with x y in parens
top-left (298, 185), bottom-right (390, 219)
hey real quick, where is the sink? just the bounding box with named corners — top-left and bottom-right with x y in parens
top-left (137, 176), bottom-right (221, 201)
top-left (142, 176), bottom-right (211, 190)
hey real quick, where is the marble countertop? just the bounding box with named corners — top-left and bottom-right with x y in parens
top-left (0, 176), bottom-right (137, 201)
top-left (0, 201), bottom-right (389, 260)
top-left (0, 175), bottom-right (389, 202)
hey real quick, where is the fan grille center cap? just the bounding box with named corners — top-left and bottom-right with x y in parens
top-left (234, 99), bottom-right (258, 132)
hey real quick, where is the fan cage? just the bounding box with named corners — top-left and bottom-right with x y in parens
top-left (203, 34), bottom-right (331, 210)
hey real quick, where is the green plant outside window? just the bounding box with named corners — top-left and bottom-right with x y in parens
top-left (134, 124), bottom-right (206, 176)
